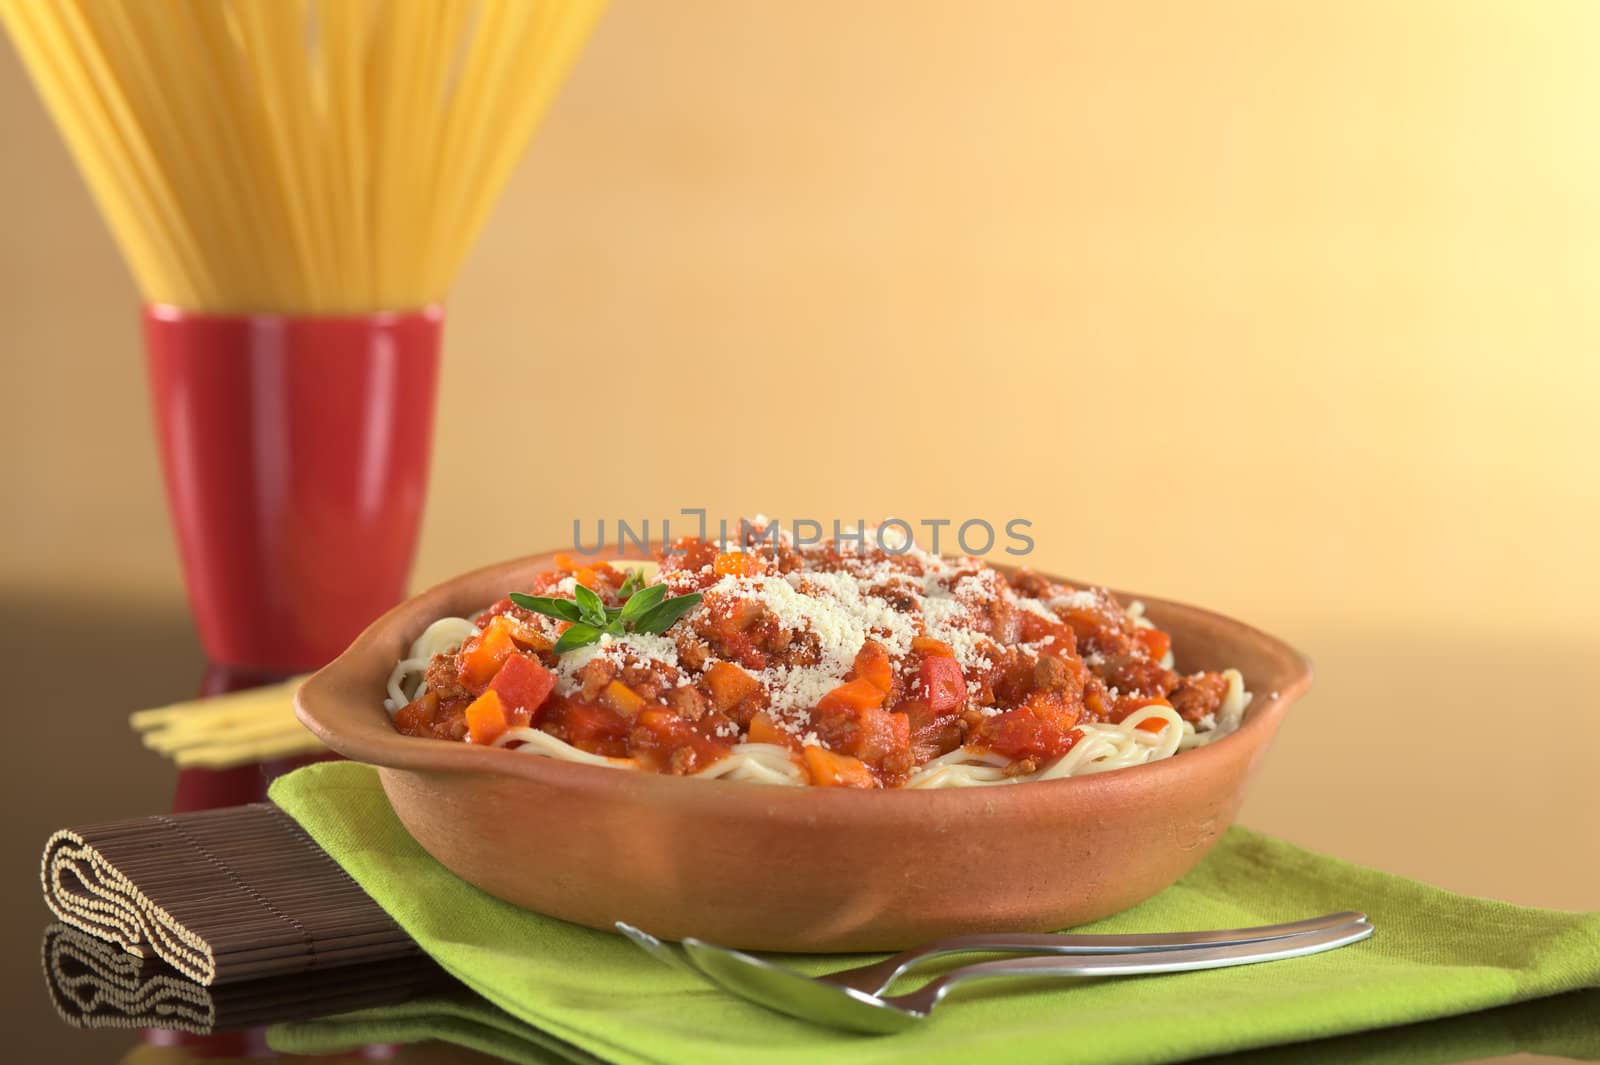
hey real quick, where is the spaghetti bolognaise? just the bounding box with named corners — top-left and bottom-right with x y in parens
top-left (386, 519), bottom-right (1248, 788)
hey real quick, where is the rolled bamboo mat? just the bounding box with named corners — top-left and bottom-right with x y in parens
top-left (43, 923), bottom-right (452, 1035)
top-left (41, 804), bottom-right (419, 985)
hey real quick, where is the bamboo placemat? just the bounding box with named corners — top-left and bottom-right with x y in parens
top-left (41, 804), bottom-right (418, 985)
top-left (42, 923), bottom-right (452, 1035)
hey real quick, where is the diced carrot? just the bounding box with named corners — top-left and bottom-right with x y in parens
top-left (705, 661), bottom-right (761, 713)
top-left (746, 712), bottom-right (794, 748)
top-left (465, 690), bottom-right (510, 746)
top-left (1134, 627), bottom-right (1172, 661)
top-left (849, 640), bottom-right (893, 694)
top-left (815, 677), bottom-right (887, 714)
top-left (713, 551), bottom-right (763, 578)
top-left (911, 635), bottom-right (955, 657)
top-left (803, 745), bottom-right (876, 788)
top-left (1134, 715), bottom-right (1170, 734)
top-left (459, 617), bottom-right (519, 691)
top-left (600, 680), bottom-right (647, 717)
top-left (918, 655), bottom-right (966, 715)
top-left (488, 652), bottom-right (556, 723)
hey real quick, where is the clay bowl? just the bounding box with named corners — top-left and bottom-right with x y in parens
top-left (296, 550), bottom-right (1311, 952)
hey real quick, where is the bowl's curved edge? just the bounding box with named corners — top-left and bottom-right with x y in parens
top-left (296, 549), bottom-right (1311, 823)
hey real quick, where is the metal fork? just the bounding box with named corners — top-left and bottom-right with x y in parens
top-left (617, 911), bottom-right (1367, 995)
top-left (677, 919), bottom-right (1374, 1033)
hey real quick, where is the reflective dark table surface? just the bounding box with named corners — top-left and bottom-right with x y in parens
top-left (4, 594), bottom-right (1595, 1064)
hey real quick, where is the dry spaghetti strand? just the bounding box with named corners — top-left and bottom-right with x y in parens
top-left (0, 0), bottom-right (606, 313)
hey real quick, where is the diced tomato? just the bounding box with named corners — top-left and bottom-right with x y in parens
top-left (660, 536), bottom-right (720, 584)
top-left (810, 694), bottom-right (910, 767)
top-left (919, 655), bottom-right (966, 715)
top-left (898, 696), bottom-right (962, 763)
top-left (1134, 627), bottom-right (1172, 662)
top-left (972, 690), bottom-right (1082, 761)
top-left (393, 691), bottom-right (440, 736)
top-left (848, 640), bottom-right (893, 695)
top-left (458, 616), bottom-right (520, 692)
top-left (911, 635), bottom-right (954, 657)
top-left (464, 690), bottom-right (510, 746)
top-left (488, 652), bottom-right (556, 725)
top-left (816, 677), bottom-right (887, 715)
top-left (600, 679), bottom-right (647, 717)
top-left (630, 709), bottom-right (730, 774)
top-left (1018, 608), bottom-right (1071, 644)
top-left (550, 699), bottom-right (632, 757)
top-left (855, 708), bottom-right (911, 765)
top-left (802, 745), bottom-right (876, 788)
top-left (704, 661), bottom-right (762, 714)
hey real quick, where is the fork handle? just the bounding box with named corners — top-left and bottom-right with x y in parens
top-left (900, 920), bottom-right (1374, 1014)
top-left (827, 910), bottom-right (1368, 994)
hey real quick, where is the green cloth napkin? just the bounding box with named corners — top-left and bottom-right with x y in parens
top-left (271, 987), bottom-right (1600, 1065)
top-left (268, 762), bottom-right (1600, 1065)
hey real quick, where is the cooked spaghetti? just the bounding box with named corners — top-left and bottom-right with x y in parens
top-left (386, 520), bottom-right (1251, 788)
top-left (0, 0), bottom-right (606, 312)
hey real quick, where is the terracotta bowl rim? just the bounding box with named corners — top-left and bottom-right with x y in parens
top-left (295, 550), bottom-right (1312, 814)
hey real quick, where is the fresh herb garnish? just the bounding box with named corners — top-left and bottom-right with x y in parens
top-left (617, 567), bottom-right (647, 600)
top-left (509, 580), bottom-right (702, 655)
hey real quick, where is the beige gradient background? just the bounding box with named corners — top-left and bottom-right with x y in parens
top-left (2, 0), bottom-right (1597, 922)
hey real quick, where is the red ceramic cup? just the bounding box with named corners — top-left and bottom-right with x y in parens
top-left (144, 306), bottom-right (443, 672)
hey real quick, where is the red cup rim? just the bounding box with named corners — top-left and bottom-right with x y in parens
top-left (145, 303), bottom-right (444, 326)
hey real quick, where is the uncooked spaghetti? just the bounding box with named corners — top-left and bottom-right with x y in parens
top-left (0, 0), bottom-right (606, 312)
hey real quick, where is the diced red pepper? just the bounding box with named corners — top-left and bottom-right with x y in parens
top-left (919, 655), bottom-right (966, 715)
top-left (488, 652), bottom-right (556, 725)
